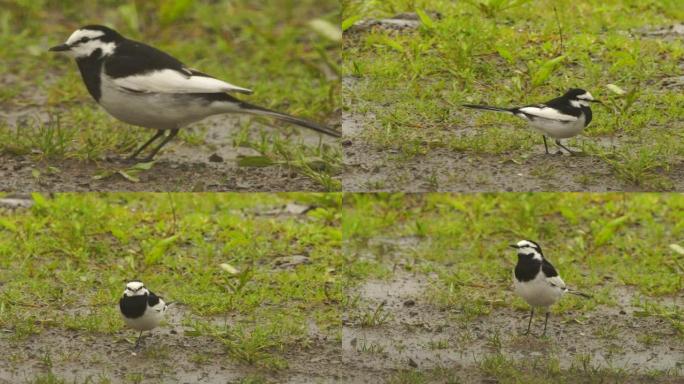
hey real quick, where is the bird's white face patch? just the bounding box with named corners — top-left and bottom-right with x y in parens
top-left (516, 240), bottom-right (535, 248)
top-left (63, 29), bottom-right (115, 59)
top-left (66, 29), bottom-right (105, 45)
top-left (576, 91), bottom-right (594, 101)
top-left (570, 100), bottom-right (590, 108)
top-left (515, 240), bottom-right (543, 260)
top-left (124, 281), bottom-right (149, 297)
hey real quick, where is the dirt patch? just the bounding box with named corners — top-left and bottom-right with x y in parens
top-left (343, 141), bottom-right (674, 192)
top-left (0, 305), bottom-right (344, 383)
top-left (0, 155), bottom-right (322, 192)
top-left (0, 114), bottom-right (339, 192)
top-left (343, 271), bottom-right (684, 382)
top-left (638, 24), bottom-right (684, 40)
top-left (341, 106), bottom-right (684, 192)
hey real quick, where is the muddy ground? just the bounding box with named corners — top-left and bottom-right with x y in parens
top-left (342, 239), bottom-right (684, 383)
top-left (0, 107), bottom-right (340, 192)
top-left (342, 109), bottom-right (684, 193)
top-left (0, 305), bottom-right (344, 384)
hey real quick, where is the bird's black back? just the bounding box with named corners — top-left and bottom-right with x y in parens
top-left (104, 39), bottom-right (188, 79)
top-left (541, 258), bottom-right (559, 277)
top-left (147, 291), bottom-right (161, 307)
top-left (539, 93), bottom-right (592, 125)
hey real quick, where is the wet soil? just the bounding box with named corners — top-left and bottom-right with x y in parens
top-left (342, 109), bottom-right (684, 193)
top-left (0, 112), bottom-right (339, 192)
top-left (341, 234), bottom-right (684, 383)
top-left (0, 305), bottom-right (344, 384)
top-left (343, 272), bottom-right (684, 383)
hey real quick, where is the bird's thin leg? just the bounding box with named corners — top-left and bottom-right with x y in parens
top-left (543, 311), bottom-right (550, 336)
top-left (543, 136), bottom-right (549, 154)
top-left (524, 308), bottom-right (534, 335)
top-left (555, 139), bottom-right (576, 155)
top-left (127, 129), bottom-right (166, 160)
top-left (141, 128), bottom-right (179, 162)
top-left (134, 330), bottom-right (143, 349)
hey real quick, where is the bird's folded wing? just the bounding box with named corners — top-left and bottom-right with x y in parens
top-left (546, 275), bottom-right (567, 290)
top-left (517, 106), bottom-right (578, 121)
top-left (112, 68), bottom-right (253, 95)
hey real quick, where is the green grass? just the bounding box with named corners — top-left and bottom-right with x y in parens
top-left (345, 193), bottom-right (683, 297)
top-left (342, 0), bottom-right (684, 189)
top-left (0, 193), bottom-right (342, 369)
top-left (0, 0), bottom-right (340, 189)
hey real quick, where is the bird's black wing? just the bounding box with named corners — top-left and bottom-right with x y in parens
top-left (103, 39), bottom-right (252, 94)
top-left (540, 95), bottom-right (582, 118)
top-left (541, 258), bottom-right (559, 277)
top-left (147, 291), bottom-right (161, 307)
top-left (104, 40), bottom-right (188, 78)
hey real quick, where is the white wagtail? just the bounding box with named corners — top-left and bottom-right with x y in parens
top-left (464, 89), bottom-right (601, 154)
top-left (119, 280), bottom-right (168, 348)
top-left (49, 25), bottom-right (341, 161)
top-left (510, 240), bottom-right (590, 336)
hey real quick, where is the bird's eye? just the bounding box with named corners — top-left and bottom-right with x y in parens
top-left (79, 37), bottom-right (90, 43)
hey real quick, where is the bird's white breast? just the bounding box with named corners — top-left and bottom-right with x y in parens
top-left (99, 72), bottom-right (241, 130)
top-left (516, 108), bottom-right (586, 139)
top-left (121, 298), bottom-right (166, 331)
top-left (513, 270), bottom-right (565, 308)
top-left (526, 114), bottom-right (586, 139)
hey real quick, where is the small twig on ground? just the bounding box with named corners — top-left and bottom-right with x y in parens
top-left (167, 192), bottom-right (178, 234)
top-left (553, 5), bottom-right (564, 54)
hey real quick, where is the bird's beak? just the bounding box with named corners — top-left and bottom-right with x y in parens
top-left (509, 244), bottom-right (518, 249)
top-left (49, 43), bottom-right (71, 52)
top-left (589, 99), bottom-right (603, 104)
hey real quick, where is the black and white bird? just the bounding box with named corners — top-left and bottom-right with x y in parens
top-left (464, 89), bottom-right (601, 154)
top-left (49, 25), bottom-right (341, 161)
top-left (119, 281), bottom-right (167, 348)
top-left (510, 240), bottom-right (590, 336)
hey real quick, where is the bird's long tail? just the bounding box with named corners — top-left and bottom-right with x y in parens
top-left (567, 290), bottom-right (592, 299)
top-left (238, 101), bottom-right (341, 138)
top-left (462, 104), bottom-right (515, 114)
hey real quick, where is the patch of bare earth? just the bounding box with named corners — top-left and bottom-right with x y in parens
top-left (343, 272), bottom-right (683, 382)
top-left (0, 111), bottom-right (339, 192)
top-left (0, 305), bottom-right (344, 383)
top-left (342, 236), bottom-right (683, 382)
top-left (342, 107), bottom-right (684, 192)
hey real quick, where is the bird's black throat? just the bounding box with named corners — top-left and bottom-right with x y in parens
top-left (582, 105), bottom-right (592, 126)
top-left (75, 48), bottom-right (104, 102)
top-left (119, 294), bottom-right (148, 319)
top-left (514, 253), bottom-right (542, 282)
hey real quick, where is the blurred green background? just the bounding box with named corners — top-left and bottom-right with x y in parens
top-left (0, 1), bottom-right (341, 187)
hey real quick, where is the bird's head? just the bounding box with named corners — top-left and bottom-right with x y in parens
top-left (123, 281), bottom-right (149, 297)
top-left (564, 88), bottom-right (602, 107)
top-left (510, 239), bottom-right (543, 260)
top-left (49, 25), bottom-right (122, 59)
